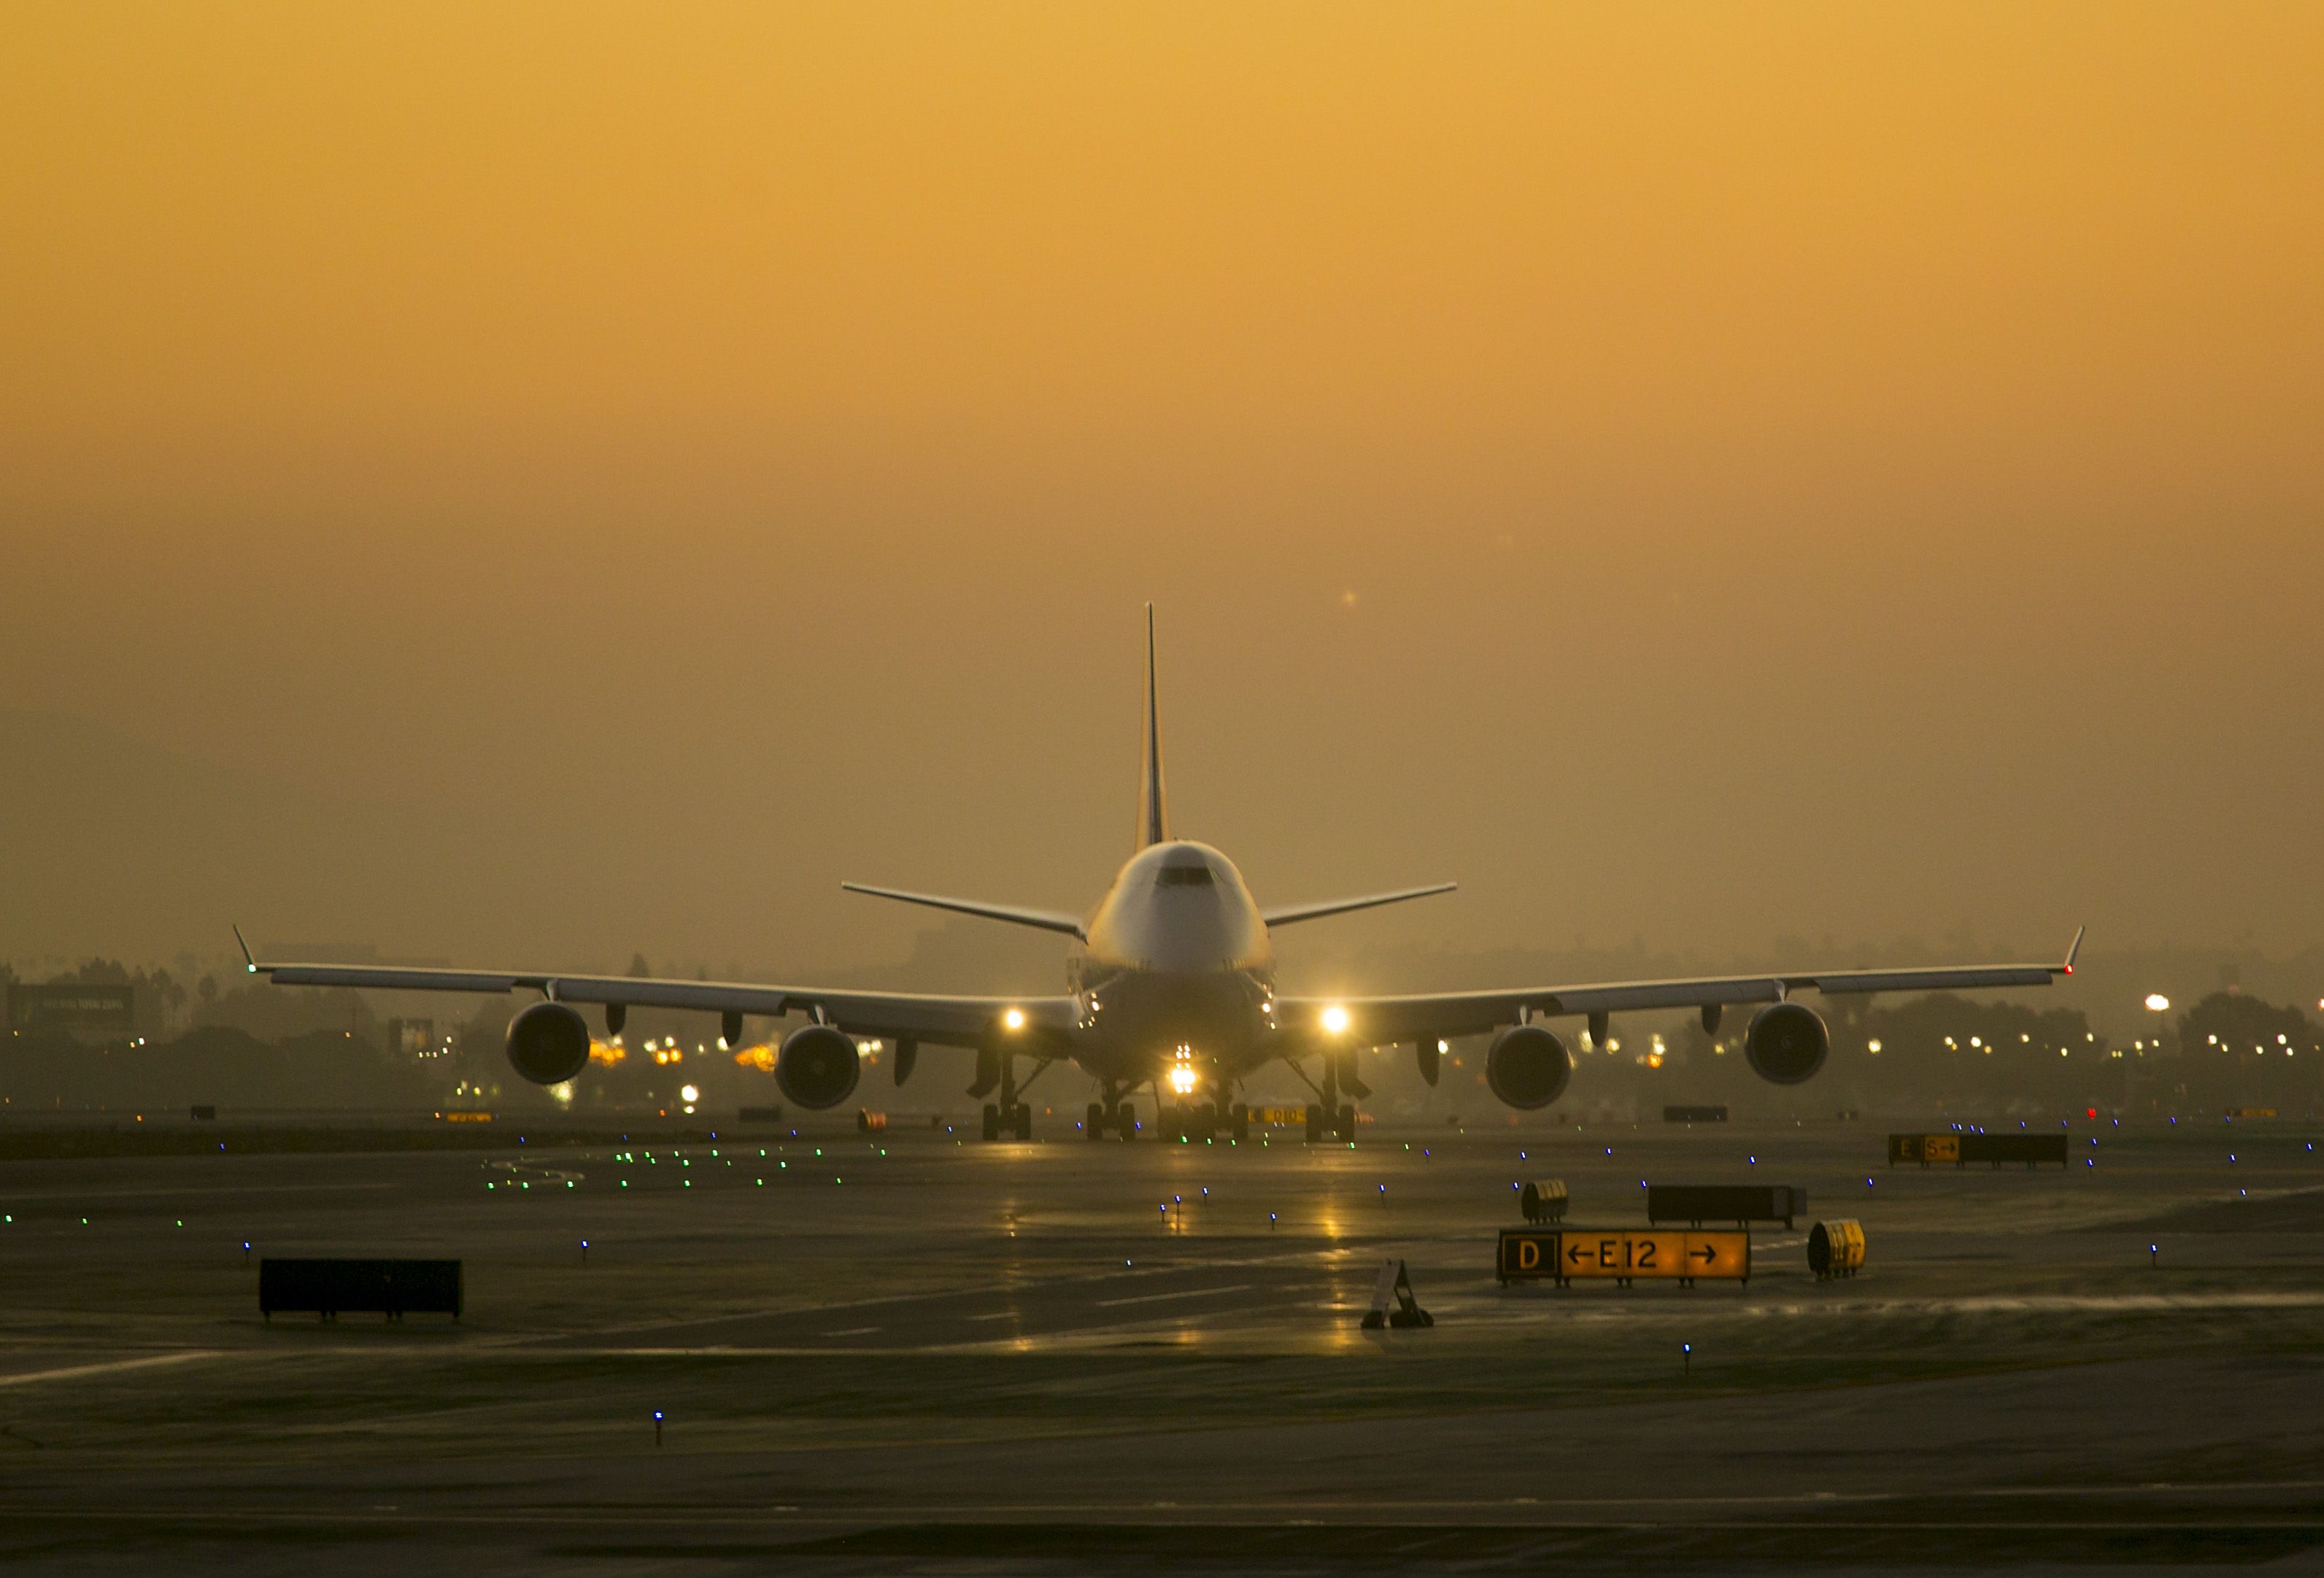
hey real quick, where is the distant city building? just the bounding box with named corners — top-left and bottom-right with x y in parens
top-left (384, 1017), bottom-right (453, 1060)
top-left (7, 982), bottom-right (135, 1036)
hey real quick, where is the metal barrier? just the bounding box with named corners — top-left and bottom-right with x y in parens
top-left (1807, 1219), bottom-right (1866, 1279)
top-left (1518, 1179), bottom-right (1567, 1224)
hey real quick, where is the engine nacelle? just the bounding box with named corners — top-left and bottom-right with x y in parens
top-left (776, 1023), bottom-right (862, 1109)
top-left (1486, 1024), bottom-right (1572, 1109)
top-left (505, 1001), bottom-right (591, 1086)
top-left (1745, 1001), bottom-right (1829, 1085)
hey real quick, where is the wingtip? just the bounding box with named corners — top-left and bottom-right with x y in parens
top-left (232, 923), bottom-right (256, 974)
top-left (2063, 923), bottom-right (2085, 973)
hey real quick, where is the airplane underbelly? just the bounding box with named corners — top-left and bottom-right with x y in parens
top-left (1089, 969), bottom-right (1268, 1068)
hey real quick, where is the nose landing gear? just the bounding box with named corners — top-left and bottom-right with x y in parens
top-left (1152, 1094), bottom-right (1249, 1142)
top-left (1159, 1101), bottom-right (1216, 1142)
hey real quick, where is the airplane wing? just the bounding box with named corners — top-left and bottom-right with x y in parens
top-left (233, 927), bottom-right (1073, 1048)
top-left (1276, 927), bottom-right (2084, 1046)
top-left (840, 883), bottom-right (1086, 939)
top-left (1260, 883), bottom-right (1457, 928)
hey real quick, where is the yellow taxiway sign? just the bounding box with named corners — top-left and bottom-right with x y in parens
top-left (1497, 1226), bottom-right (1750, 1287)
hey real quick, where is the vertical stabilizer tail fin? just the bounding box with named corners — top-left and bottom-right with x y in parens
top-left (1136, 604), bottom-right (1171, 849)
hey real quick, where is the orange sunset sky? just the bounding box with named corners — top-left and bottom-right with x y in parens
top-left (1, 4), bottom-right (2319, 977)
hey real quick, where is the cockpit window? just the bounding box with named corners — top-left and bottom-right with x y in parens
top-left (1155, 866), bottom-right (1215, 888)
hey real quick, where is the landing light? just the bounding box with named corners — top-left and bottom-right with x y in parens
top-left (680, 1085), bottom-right (699, 1103)
top-left (1168, 1066), bottom-right (1198, 1096)
top-left (1003, 1007), bottom-right (1027, 1031)
top-left (1321, 1005), bottom-right (1351, 1036)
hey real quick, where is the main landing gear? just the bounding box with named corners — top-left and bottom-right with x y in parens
top-left (1085, 1083), bottom-right (1138, 1140)
top-left (1304, 1055), bottom-right (1357, 1142)
top-left (979, 1049), bottom-right (1032, 1142)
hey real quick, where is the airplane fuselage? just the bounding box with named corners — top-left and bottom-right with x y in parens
top-left (1064, 839), bottom-right (1283, 1096)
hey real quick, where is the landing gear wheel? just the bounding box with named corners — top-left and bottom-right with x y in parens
top-left (1336, 1104), bottom-right (1356, 1141)
top-left (981, 1104), bottom-right (1000, 1142)
top-left (1011, 1104), bottom-right (1032, 1142)
top-left (1194, 1101), bottom-right (1218, 1142)
top-left (1304, 1104), bottom-right (1324, 1144)
top-left (1085, 1101), bottom-right (1105, 1141)
top-left (1231, 1101), bottom-right (1249, 1142)
top-left (1116, 1104), bottom-right (1137, 1139)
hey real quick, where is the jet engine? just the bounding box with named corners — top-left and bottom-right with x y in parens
top-left (1745, 1001), bottom-right (1829, 1085)
top-left (505, 1001), bottom-right (591, 1085)
top-left (776, 1023), bottom-right (862, 1109)
top-left (1485, 1024), bottom-right (1572, 1109)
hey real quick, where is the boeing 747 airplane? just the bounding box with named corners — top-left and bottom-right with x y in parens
top-left (241, 609), bottom-right (2079, 1142)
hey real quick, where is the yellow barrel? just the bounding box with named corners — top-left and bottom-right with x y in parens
top-left (1519, 1179), bottom-right (1568, 1224)
top-left (1807, 1219), bottom-right (1866, 1279)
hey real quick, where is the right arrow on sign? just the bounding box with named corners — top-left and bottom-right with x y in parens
top-left (1694, 1244), bottom-right (1718, 1264)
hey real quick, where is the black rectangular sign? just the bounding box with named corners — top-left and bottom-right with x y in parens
top-left (1891, 1131), bottom-right (2068, 1168)
top-left (259, 1258), bottom-right (462, 1320)
top-left (1958, 1132), bottom-right (2069, 1168)
top-left (1645, 1184), bottom-right (1804, 1226)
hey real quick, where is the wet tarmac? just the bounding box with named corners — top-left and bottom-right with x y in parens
top-left (0, 1114), bottom-right (2319, 1571)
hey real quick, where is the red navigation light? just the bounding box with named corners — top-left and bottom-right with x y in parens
top-left (2086, 1107), bottom-right (2097, 1120)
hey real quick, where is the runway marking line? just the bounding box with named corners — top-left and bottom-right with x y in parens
top-left (0, 1351), bottom-right (221, 1389)
top-left (570, 1250), bottom-right (1321, 1345)
top-left (0, 1182), bottom-right (402, 1201)
top-left (1096, 1283), bottom-right (1253, 1308)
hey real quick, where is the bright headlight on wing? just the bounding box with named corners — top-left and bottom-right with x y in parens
top-left (1321, 1004), bottom-right (1351, 1036)
top-left (680, 1084), bottom-right (700, 1103)
top-left (1003, 1007), bottom-right (1027, 1031)
top-left (1168, 1066), bottom-right (1198, 1096)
